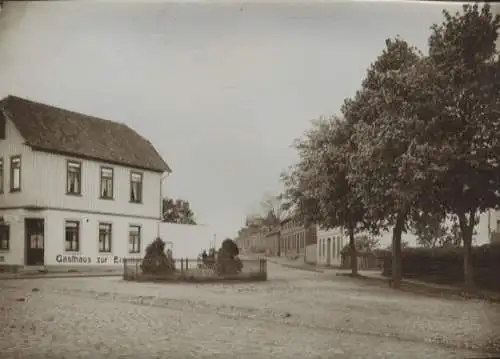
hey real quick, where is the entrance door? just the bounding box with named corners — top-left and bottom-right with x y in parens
top-left (25, 218), bottom-right (45, 266)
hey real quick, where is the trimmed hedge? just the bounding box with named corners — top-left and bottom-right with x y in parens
top-left (382, 243), bottom-right (500, 291)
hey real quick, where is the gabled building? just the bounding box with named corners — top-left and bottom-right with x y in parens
top-left (0, 95), bottom-right (171, 267)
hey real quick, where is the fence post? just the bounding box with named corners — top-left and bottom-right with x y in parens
top-left (135, 259), bottom-right (139, 276)
top-left (186, 258), bottom-right (189, 271)
top-left (181, 258), bottom-right (184, 273)
top-left (123, 258), bottom-right (127, 278)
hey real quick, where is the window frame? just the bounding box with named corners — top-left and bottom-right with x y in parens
top-left (0, 157), bottom-right (3, 194)
top-left (66, 160), bottom-right (82, 196)
top-left (0, 224), bottom-right (9, 251)
top-left (64, 220), bottom-right (80, 252)
top-left (128, 225), bottom-right (141, 254)
top-left (9, 155), bottom-right (21, 192)
top-left (130, 171), bottom-right (143, 203)
top-left (98, 222), bottom-right (112, 253)
top-left (99, 166), bottom-right (114, 200)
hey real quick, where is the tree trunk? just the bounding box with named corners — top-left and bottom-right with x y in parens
top-left (348, 226), bottom-right (358, 276)
top-left (277, 232), bottom-right (281, 257)
top-left (391, 211), bottom-right (406, 289)
top-left (458, 211), bottom-right (475, 290)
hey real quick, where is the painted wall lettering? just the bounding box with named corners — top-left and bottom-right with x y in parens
top-left (56, 254), bottom-right (92, 264)
top-left (55, 254), bottom-right (141, 265)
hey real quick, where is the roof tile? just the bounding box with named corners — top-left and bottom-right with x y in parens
top-left (0, 95), bottom-right (171, 173)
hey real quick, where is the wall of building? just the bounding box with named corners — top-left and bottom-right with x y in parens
top-left (263, 232), bottom-right (279, 256)
top-left (0, 117), bottom-right (163, 220)
top-left (316, 227), bottom-right (344, 266)
top-left (280, 218), bottom-right (316, 258)
top-left (0, 208), bottom-right (159, 267)
top-left (29, 150), bottom-right (162, 219)
top-left (0, 208), bottom-right (26, 265)
top-left (158, 222), bottom-right (215, 259)
top-left (305, 243), bottom-right (316, 264)
top-left (44, 209), bottom-right (158, 266)
top-left (0, 118), bottom-right (36, 208)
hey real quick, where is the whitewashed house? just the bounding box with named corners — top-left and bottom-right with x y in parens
top-left (316, 227), bottom-right (344, 267)
top-left (0, 95), bottom-right (171, 268)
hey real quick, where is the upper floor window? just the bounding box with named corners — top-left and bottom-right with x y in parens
top-left (100, 167), bottom-right (113, 199)
top-left (130, 171), bottom-right (143, 203)
top-left (98, 223), bottom-right (112, 253)
top-left (0, 158), bottom-right (3, 193)
top-left (10, 156), bottom-right (20, 192)
top-left (66, 161), bottom-right (81, 195)
top-left (128, 225), bottom-right (141, 253)
top-left (65, 220), bottom-right (80, 252)
top-left (0, 224), bottom-right (9, 250)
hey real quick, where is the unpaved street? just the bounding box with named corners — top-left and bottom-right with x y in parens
top-left (0, 263), bottom-right (499, 359)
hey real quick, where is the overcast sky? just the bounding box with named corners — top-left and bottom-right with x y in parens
top-left (0, 1), bottom-right (474, 242)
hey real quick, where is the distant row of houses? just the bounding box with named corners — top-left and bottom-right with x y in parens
top-left (235, 205), bottom-right (500, 269)
top-left (234, 206), bottom-right (346, 267)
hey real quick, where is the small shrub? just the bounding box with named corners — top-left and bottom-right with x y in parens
top-left (141, 237), bottom-right (176, 275)
top-left (215, 238), bottom-right (243, 275)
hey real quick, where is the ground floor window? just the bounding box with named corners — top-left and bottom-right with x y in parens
top-left (65, 220), bottom-right (80, 252)
top-left (129, 225), bottom-right (141, 253)
top-left (98, 223), bottom-right (112, 253)
top-left (0, 224), bottom-right (9, 250)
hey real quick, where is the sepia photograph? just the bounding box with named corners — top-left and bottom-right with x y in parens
top-left (0, 0), bottom-right (499, 358)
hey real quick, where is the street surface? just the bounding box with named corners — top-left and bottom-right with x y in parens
top-left (0, 263), bottom-right (499, 358)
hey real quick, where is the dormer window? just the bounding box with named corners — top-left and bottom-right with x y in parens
top-left (99, 167), bottom-right (113, 199)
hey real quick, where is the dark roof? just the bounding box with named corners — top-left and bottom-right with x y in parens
top-left (0, 95), bottom-right (171, 173)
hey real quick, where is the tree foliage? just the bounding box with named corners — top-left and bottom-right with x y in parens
top-left (282, 3), bottom-right (500, 289)
top-left (344, 37), bottom-right (428, 287)
top-left (245, 192), bottom-right (285, 230)
top-left (419, 4), bottom-right (500, 288)
top-left (162, 197), bottom-right (197, 225)
top-left (282, 116), bottom-right (371, 275)
top-left (412, 213), bottom-right (479, 248)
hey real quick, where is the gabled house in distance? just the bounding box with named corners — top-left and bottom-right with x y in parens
top-left (0, 95), bottom-right (171, 268)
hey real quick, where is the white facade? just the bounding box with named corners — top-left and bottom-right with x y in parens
top-left (316, 227), bottom-right (344, 266)
top-left (158, 223), bottom-right (215, 259)
top-left (0, 116), bottom-right (165, 267)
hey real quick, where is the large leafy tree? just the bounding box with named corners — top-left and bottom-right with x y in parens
top-left (418, 4), bottom-right (500, 288)
top-left (282, 116), bottom-right (373, 275)
top-left (162, 197), bottom-right (197, 225)
top-left (346, 38), bottom-right (438, 288)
